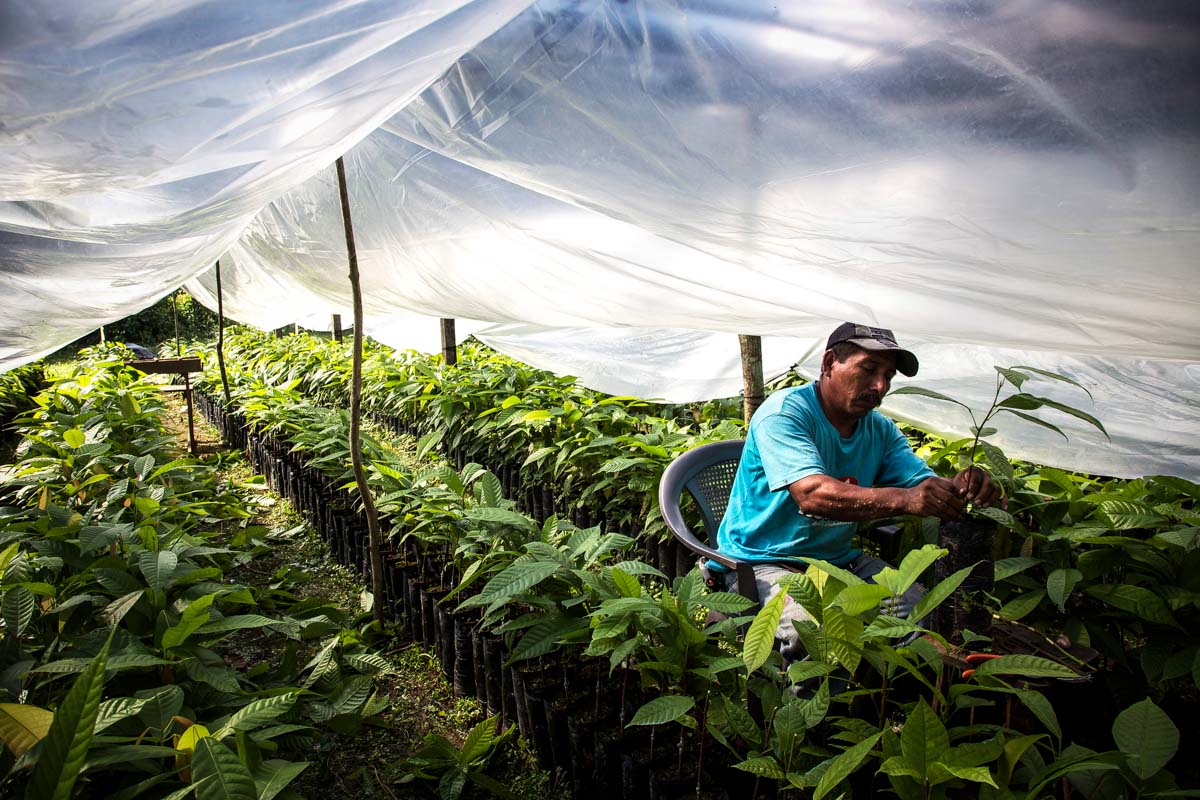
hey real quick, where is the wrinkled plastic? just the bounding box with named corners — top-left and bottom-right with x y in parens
top-left (2, 0), bottom-right (1198, 478)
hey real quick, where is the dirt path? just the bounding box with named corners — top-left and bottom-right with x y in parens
top-left (164, 393), bottom-right (567, 800)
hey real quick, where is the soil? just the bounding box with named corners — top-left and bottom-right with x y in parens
top-left (161, 394), bottom-right (569, 800)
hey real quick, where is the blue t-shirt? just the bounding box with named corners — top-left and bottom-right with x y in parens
top-left (716, 383), bottom-right (934, 568)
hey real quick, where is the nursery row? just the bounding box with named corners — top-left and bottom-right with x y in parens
top-left (0, 350), bottom-right (395, 799)
top-left (198, 331), bottom-right (1200, 701)
top-left (190, 331), bottom-right (1197, 798)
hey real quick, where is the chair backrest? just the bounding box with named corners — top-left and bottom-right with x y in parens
top-left (658, 439), bottom-right (744, 564)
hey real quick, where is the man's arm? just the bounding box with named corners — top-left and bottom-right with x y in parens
top-left (789, 474), bottom-right (969, 521)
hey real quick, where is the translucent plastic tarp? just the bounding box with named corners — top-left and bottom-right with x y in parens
top-left (2, 0), bottom-right (1198, 479)
top-left (0, 0), bottom-right (534, 359)
top-left (475, 326), bottom-right (1200, 480)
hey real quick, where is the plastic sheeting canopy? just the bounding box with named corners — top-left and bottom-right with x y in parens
top-left (2, 0), bottom-right (1198, 479)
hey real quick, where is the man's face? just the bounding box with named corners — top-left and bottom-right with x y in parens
top-left (821, 347), bottom-right (898, 418)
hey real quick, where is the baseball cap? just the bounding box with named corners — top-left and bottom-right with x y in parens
top-left (826, 322), bottom-right (919, 377)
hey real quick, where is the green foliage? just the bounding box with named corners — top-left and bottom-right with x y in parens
top-left (400, 717), bottom-right (518, 800)
top-left (0, 359), bottom-right (391, 798)
top-left (187, 329), bottom-right (1200, 798)
top-left (65, 289), bottom-right (217, 354)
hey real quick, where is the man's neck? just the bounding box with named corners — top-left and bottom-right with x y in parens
top-left (814, 380), bottom-right (859, 438)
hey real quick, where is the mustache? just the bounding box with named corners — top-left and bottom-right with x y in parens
top-left (856, 392), bottom-right (882, 407)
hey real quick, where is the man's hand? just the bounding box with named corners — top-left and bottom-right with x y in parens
top-left (953, 466), bottom-right (1003, 510)
top-left (904, 477), bottom-right (967, 521)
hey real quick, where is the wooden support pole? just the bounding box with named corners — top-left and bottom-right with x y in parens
top-left (171, 292), bottom-right (183, 356)
top-left (336, 156), bottom-right (386, 624)
top-left (332, 314), bottom-right (343, 342)
top-left (739, 334), bottom-right (765, 423)
top-left (440, 318), bottom-right (457, 366)
top-left (214, 261), bottom-right (232, 406)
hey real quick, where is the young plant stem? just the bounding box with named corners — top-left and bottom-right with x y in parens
top-left (214, 260), bottom-right (232, 406)
top-left (966, 372), bottom-right (1004, 469)
top-left (336, 155), bottom-right (386, 624)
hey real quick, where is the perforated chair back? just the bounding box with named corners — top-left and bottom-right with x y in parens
top-left (658, 439), bottom-right (760, 603)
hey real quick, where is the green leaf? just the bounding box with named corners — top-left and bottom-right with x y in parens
top-left (3, 586), bottom-right (34, 638)
top-left (94, 696), bottom-right (152, 733)
top-left (138, 550), bottom-right (178, 591)
top-left (506, 615), bottom-right (588, 664)
top-left (994, 557), bottom-right (1042, 582)
top-left (931, 762), bottom-right (998, 787)
top-left (1009, 365), bottom-right (1094, 401)
top-left (732, 757), bottom-right (785, 779)
top-left (1085, 584), bottom-right (1180, 628)
top-left (465, 506), bottom-right (538, 531)
top-left (999, 589), bottom-right (1044, 621)
top-left (995, 367), bottom-right (1028, 390)
top-left (1046, 568), bottom-right (1082, 612)
top-left (893, 545), bottom-right (947, 596)
top-left (63, 429), bottom-right (85, 448)
top-left (1099, 500), bottom-right (1168, 530)
top-left (196, 614), bottom-right (294, 637)
top-left (998, 409), bottom-right (1068, 440)
top-left (834, 583), bottom-right (892, 616)
top-left (137, 684), bottom-right (185, 734)
top-left (787, 661), bottom-right (836, 683)
top-left (610, 567), bottom-right (641, 598)
top-left (102, 590), bottom-right (144, 626)
top-left (823, 606), bottom-right (863, 674)
top-left (861, 615), bottom-right (924, 640)
top-left (460, 717), bottom-right (506, 763)
top-left (901, 699), bottom-right (949, 779)
top-left (889, 386), bottom-right (971, 410)
top-left (27, 631), bottom-right (112, 800)
top-left (1112, 698), bottom-right (1178, 781)
top-left (813, 732), bottom-right (883, 800)
top-left (743, 579), bottom-right (789, 673)
top-left (0, 702), bottom-right (53, 757)
top-left (416, 430), bottom-right (444, 460)
top-left (215, 694), bottom-right (298, 739)
top-left (477, 561), bottom-right (562, 604)
top-left (971, 654), bottom-right (1079, 680)
top-left (909, 563), bottom-right (976, 622)
top-left (627, 695), bottom-right (695, 727)
top-left (191, 737), bottom-right (258, 800)
top-left (162, 592), bottom-right (218, 650)
top-left (522, 446), bottom-right (557, 468)
top-left (978, 441), bottom-right (1015, 491)
top-left (703, 592), bottom-right (755, 614)
top-left (255, 759), bottom-right (310, 800)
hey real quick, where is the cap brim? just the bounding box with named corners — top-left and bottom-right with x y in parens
top-left (847, 338), bottom-right (919, 377)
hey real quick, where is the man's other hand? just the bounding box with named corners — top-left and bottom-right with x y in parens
top-left (953, 466), bottom-right (1004, 510)
top-left (905, 477), bottom-right (967, 521)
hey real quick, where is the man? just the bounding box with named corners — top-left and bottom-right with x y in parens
top-left (716, 322), bottom-right (1001, 654)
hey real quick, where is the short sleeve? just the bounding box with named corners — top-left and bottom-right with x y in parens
top-left (754, 408), bottom-right (827, 491)
top-left (875, 421), bottom-right (935, 488)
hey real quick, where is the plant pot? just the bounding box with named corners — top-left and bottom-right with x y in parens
top-left (471, 627), bottom-right (491, 712)
top-left (451, 612), bottom-right (475, 697)
top-left (933, 517), bottom-right (997, 642)
top-left (512, 667), bottom-right (556, 770)
top-left (434, 596), bottom-right (455, 683)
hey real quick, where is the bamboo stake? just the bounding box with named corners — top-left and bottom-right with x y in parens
top-left (739, 334), bottom-right (765, 422)
top-left (214, 261), bottom-right (232, 406)
top-left (335, 156), bottom-right (386, 623)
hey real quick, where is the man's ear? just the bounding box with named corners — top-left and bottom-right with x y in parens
top-left (820, 349), bottom-right (835, 378)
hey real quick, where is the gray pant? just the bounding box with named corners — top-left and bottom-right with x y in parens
top-left (735, 555), bottom-right (926, 662)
